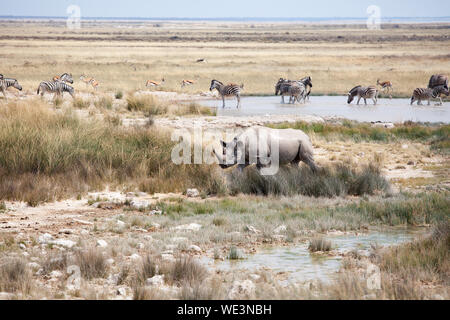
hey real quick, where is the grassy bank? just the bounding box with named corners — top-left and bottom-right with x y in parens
top-left (269, 121), bottom-right (450, 152)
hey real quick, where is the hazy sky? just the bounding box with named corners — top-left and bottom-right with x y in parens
top-left (1, 0), bottom-right (449, 18)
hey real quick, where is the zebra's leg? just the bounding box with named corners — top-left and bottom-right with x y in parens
top-left (418, 100), bottom-right (422, 105)
top-left (222, 96), bottom-right (226, 108)
top-left (236, 94), bottom-right (240, 108)
top-left (1, 88), bottom-right (7, 101)
top-left (427, 99), bottom-right (431, 106)
top-left (281, 95), bottom-right (285, 104)
top-left (410, 96), bottom-right (415, 105)
top-left (357, 96), bottom-right (361, 105)
top-left (364, 98), bottom-right (367, 105)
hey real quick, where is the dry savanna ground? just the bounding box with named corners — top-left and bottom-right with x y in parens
top-left (0, 20), bottom-right (449, 97)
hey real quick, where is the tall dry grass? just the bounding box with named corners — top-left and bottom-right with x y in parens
top-left (0, 100), bottom-right (222, 204)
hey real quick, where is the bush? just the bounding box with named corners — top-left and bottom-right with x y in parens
top-left (74, 249), bottom-right (107, 280)
top-left (0, 259), bottom-right (32, 293)
top-left (126, 94), bottom-right (167, 115)
top-left (115, 91), bottom-right (123, 99)
top-left (228, 164), bottom-right (390, 198)
top-left (308, 238), bottom-right (332, 252)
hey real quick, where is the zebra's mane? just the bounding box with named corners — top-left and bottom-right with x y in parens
top-left (211, 79), bottom-right (223, 85)
top-left (349, 85), bottom-right (362, 94)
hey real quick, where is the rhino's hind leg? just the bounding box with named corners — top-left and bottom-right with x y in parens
top-left (294, 144), bottom-right (318, 173)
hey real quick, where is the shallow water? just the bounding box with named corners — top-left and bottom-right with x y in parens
top-left (199, 96), bottom-right (449, 123)
top-left (203, 228), bottom-right (427, 284)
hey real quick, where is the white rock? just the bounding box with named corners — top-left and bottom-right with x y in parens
top-left (173, 223), bottom-right (202, 232)
top-left (22, 252), bottom-right (29, 257)
top-left (130, 253), bottom-right (141, 261)
top-left (187, 245), bottom-right (202, 253)
top-left (228, 280), bottom-right (255, 299)
top-left (19, 243), bottom-right (26, 250)
top-left (150, 223), bottom-right (161, 229)
top-left (148, 210), bottom-right (163, 215)
top-left (0, 292), bottom-right (15, 300)
top-left (130, 200), bottom-right (151, 209)
top-left (117, 287), bottom-right (127, 296)
top-left (136, 242), bottom-right (145, 249)
top-left (73, 219), bottom-right (93, 226)
top-left (28, 262), bottom-right (41, 270)
top-left (106, 258), bottom-right (115, 265)
top-left (80, 229), bottom-right (90, 235)
top-left (273, 225), bottom-right (287, 234)
top-left (38, 233), bottom-right (53, 244)
top-left (50, 270), bottom-right (63, 278)
top-left (145, 275), bottom-right (165, 286)
top-left (186, 188), bottom-right (200, 198)
top-left (51, 239), bottom-right (76, 249)
top-left (245, 225), bottom-right (260, 234)
top-left (249, 274), bottom-right (261, 281)
top-left (97, 240), bottom-right (108, 248)
top-left (117, 220), bottom-right (126, 227)
top-left (171, 237), bottom-right (188, 243)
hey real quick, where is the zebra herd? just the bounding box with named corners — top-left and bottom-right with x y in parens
top-left (0, 72), bottom-right (448, 107)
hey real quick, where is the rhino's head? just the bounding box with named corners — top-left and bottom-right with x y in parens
top-left (213, 138), bottom-right (240, 169)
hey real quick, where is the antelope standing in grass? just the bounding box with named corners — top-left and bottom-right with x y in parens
top-left (377, 79), bottom-right (393, 98)
top-left (146, 78), bottom-right (165, 88)
top-left (53, 73), bottom-right (74, 84)
top-left (209, 80), bottom-right (243, 108)
top-left (0, 78), bottom-right (22, 100)
top-left (347, 85), bottom-right (378, 105)
top-left (80, 75), bottom-right (94, 87)
top-left (410, 85), bottom-right (449, 106)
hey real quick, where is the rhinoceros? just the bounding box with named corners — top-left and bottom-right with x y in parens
top-left (213, 126), bottom-right (317, 175)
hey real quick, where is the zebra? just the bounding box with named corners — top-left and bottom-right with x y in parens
top-left (377, 79), bottom-right (394, 98)
top-left (428, 74), bottom-right (448, 90)
top-left (37, 80), bottom-right (74, 99)
top-left (299, 76), bottom-right (313, 101)
top-left (411, 85), bottom-right (449, 106)
top-left (288, 82), bottom-right (307, 104)
top-left (58, 73), bottom-right (74, 84)
top-left (347, 85), bottom-right (378, 105)
top-left (275, 78), bottom-right (294, 103)
top-left (209, 80), bottom-right (243, 108)
top-left (0, 78), bottom-right (22, 100)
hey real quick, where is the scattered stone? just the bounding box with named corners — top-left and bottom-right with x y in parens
top-left (51, 239), bottom-right (77, 249)
top-left (136, 242), bottom-right (145, 250)
top-left (116, 220), bottom-right (126, 228)
top-left (73, 219), bottom-right (93, 226)
top-left (38, 233), bottom-right (53, 244)
top-left (173, 223), bottom-right (202, 232)
top-left (97, 239), bottom-right (108, 248)
top-left (117, 287), bottom-right (127, 296)
top-left (150, 223), bottom-right (161, 229)
top-left (228, 280), bottom-right (255, 299)
top-left (106, 258), bottom-right (115, 265)
top-left (244, 225), bottom-right (260, 234)
top-left (130, 199), bottom-right (151, 209)
top-left (186, 188), bottom-right (200, 198)
top-left (28, 262), bottom-right (41, 270)
top-left (22, 252), bottom-right (29, 257)
top-left (187, 245), bottom-right (202, 253)
top-left (50, 270), bottom-right (63, 278)
top-left (145, 275), bottom-right (165, 286)
top-left (401, 144), bottom-right (408, 149)
top-left (59, 229), bottom-right (75, 235)
top-left (19, 243), bottom-right (26, 250)
top-left (249, 274), bottom-right (261, 281)
top-left (273, 225), bottom-right (287, 234)
top-left (0, 292), bottom-right (15, 300)
top-left (148, 210), bottom-right (163, 215)
top-left (130, 253), bottom-right (141, 261)
top-left (80, 229), bottom-right (89, 236)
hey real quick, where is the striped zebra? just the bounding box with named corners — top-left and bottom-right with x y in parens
top-left (0, 78), bottom-right (23, 100)
top-left (288, 82), bottom-right (307, 104)
top-left (428, 74), bottom-right (448, 89)
top-left (347, 85), bottom-right (378, 105)
top-left (411, 85), bottom-right (449, 106)
top-left (37, 80), bottom-right (74, 99)
top-left (53, 73), bottom-right (74, 84)
top-left (299, 76), bottom-right (313, 101)
top-left (209, 80), bottom-right (243, 108)
top-left (275, 78), bottom-right (294, 103)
